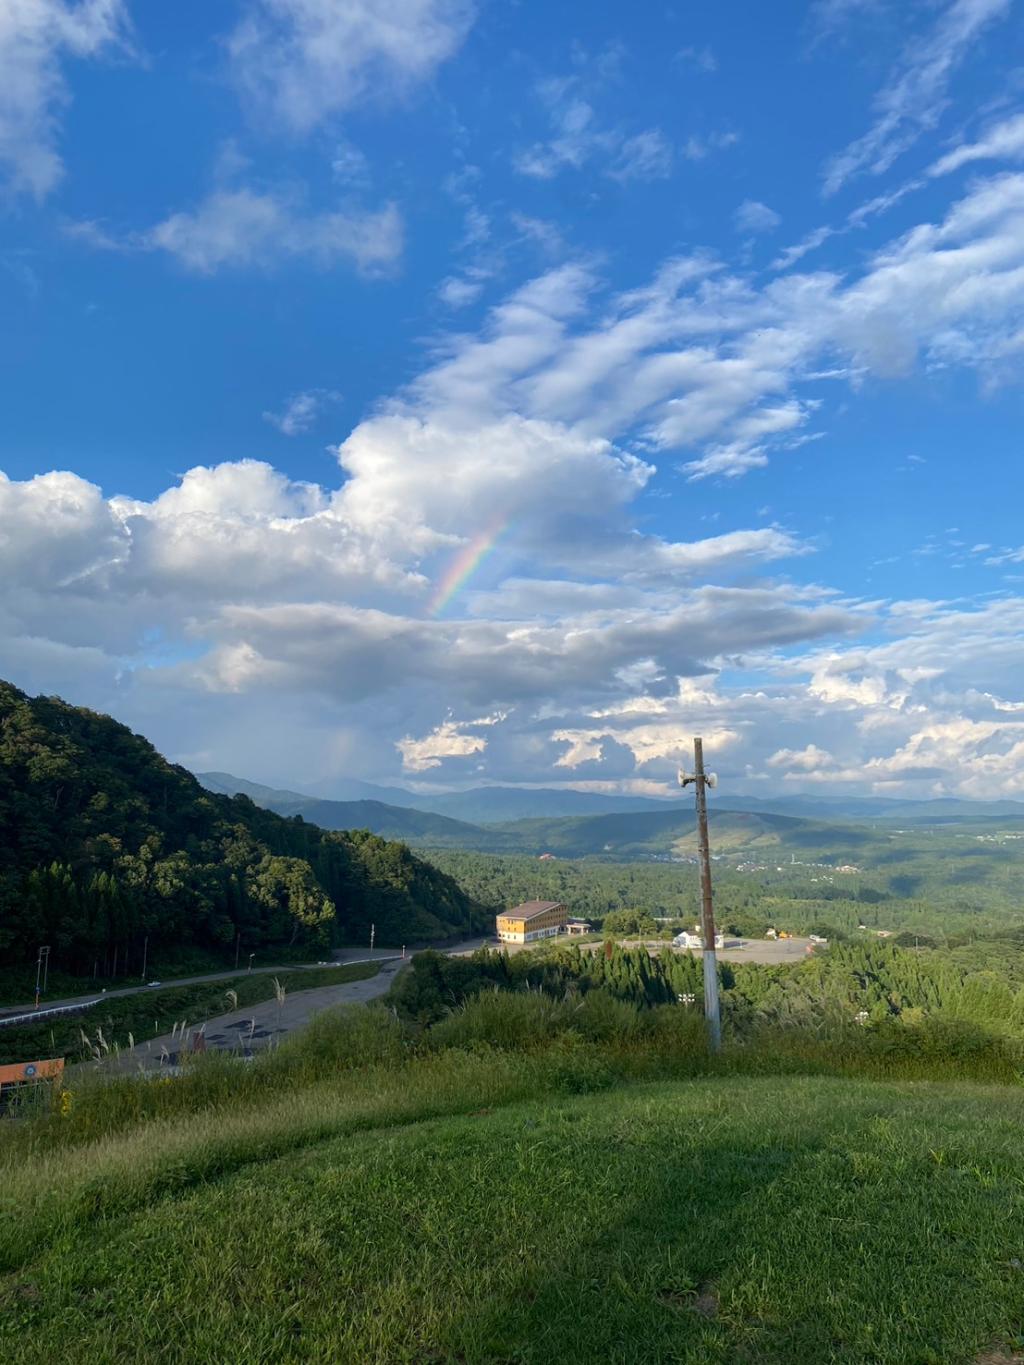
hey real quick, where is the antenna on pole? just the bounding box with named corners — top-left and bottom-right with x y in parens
top-left (679, 737), bottom-right (721, 1051)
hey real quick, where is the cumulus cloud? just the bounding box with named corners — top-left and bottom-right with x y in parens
top-left (0, 468), bottom-right (127, 588)
top-left (9, 168), bottom-right (1024, 795)
top-left (228, 0), bottom-right (475, 133)
top-left (397, 713), bottom-right (502, 771)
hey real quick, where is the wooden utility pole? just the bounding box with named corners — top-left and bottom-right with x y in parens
top-left (34, 945), bottom-right (50, 1008)
top-left (680, 737), bottom-right (721, 1051)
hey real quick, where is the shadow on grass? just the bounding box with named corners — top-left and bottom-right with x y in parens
top-left (430, 1091), bottom-right (1021, 1365)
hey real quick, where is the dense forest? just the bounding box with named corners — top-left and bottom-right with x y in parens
top-left (0, 681), bottom-right (488, 977)
top-left (424, 847), bottom-right (1024, 940)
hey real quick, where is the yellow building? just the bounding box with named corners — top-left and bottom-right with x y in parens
top-left (496, 900), bottom-right (567, 943)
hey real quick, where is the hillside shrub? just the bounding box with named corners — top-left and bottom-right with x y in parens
top-left (262, 1004), bottom-right (408, 1079)
top-left (429, 988), bottom-right (577, 1050)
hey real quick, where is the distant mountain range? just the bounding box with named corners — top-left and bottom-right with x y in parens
top-left (200, 771), bottom-right (1024, 827)
top-left (197, 770), bottom-right (1024, 862)
top-left (714, 793), bottom-right (1024, 823)
top-left (197, 773), bottom-right (515, 849)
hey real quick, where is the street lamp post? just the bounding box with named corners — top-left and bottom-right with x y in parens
top-left (679, 738), bottom-right (721, 1051)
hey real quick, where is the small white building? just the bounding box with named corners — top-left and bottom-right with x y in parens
top-left (674, 930), bottom-right (725, 950)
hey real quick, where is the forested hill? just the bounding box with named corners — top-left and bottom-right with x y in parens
top-left (0, 681), bottom-right (487, 977)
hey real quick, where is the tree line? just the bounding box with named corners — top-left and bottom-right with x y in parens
top-left (389, 936), bottom-right (1024, 1045)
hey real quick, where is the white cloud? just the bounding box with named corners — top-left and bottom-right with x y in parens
top-left (397, 714), bottom-right (501, 771)
top-left (676, 46), bottom-right (717, 74)
top-left (331, 140), bottom-right (370, 185)
top-left (7, 438), bottom-right (1024, 796)
top-left (263, 389), bottom-right (342, 437)
top-left (767, 743), bottom-right (836, 772)
top-left (415, 172), bottom-right (1024, 475)
top-left (0, 468), bottom-right (127, 588)
top-left (514, 78), bottom-right (674, 183)
top-left (607, 130), bottom-right (673, 183)
top-left (437, 275), bottom-right (485, 308)
top-left (680, 131), bottom-right (739, 161)
top-left (682, 444), bottom-right (771, 481)
top-left (228, 0), bottom-right (475, 133)
top-left (822, 0), bottom-right (1012, 195)
top-left (69, 189), bottom-right (404, 276)
top-left (0, 0), bottom-right (131, 200)
top-left (929, 110), bottom-right (1024, 176)
top-left (735, 200), bottom-right (782, 234)
top-left (11, 165), bottom-right (1024, 794)
top-left (146, 190), bottom-right (403, 276)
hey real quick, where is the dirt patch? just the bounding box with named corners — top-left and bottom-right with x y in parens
top-left (657, 1283), bottom-right (719, 1318)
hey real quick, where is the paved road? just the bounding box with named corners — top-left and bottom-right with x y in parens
top-left (108, 957), bottom-right (407, 1071)
top-left (1, 946), bottom-right (427, 1020)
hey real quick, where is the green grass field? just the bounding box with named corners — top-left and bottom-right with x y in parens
top-left (4, 1008), bottom-right (1024, 1363)
top-left (0, 961), bottom-right (380, 1066)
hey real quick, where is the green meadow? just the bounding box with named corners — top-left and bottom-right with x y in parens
top-left (4, 994), bottom-right (1024, 1364)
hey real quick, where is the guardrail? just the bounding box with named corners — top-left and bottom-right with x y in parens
top-left (0, 999), bottom-right (101, 1030)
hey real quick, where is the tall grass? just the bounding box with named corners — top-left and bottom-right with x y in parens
top-left (2, 987), bottom-right (1021, 1277)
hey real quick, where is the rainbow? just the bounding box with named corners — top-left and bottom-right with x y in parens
top-left (427, 516), bottom-right (508, 616)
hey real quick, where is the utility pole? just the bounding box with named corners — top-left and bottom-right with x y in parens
top-left (679, 738), bottom-right (721, 1051)
top-left (140, 935), bottom-right (149, 983)
top-left (34, 945), bottom-right (50, 1009)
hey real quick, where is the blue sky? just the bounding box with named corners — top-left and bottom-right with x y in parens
top-left (2, 0), bottom-right (1024, 798)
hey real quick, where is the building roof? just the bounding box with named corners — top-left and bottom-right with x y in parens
top-left (502, 900), bottom-right (566, 921)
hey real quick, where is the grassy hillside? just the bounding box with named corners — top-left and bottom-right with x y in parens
top-left (4, 1007), bottom-right (1024, 1364)
top-left (0, 680), bottom-right (488, 981)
